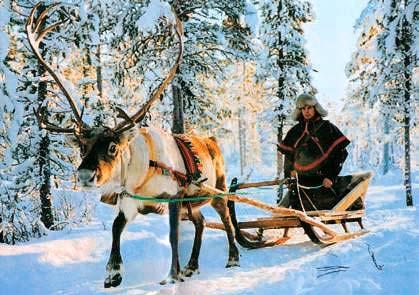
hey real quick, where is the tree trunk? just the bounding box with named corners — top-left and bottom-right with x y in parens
top-left (37, 18), bottom-right (54, 228)
top-left (275, 0), bottom-right (286, 203)
top-left (401, 11), bottom-right (413, 206)
top-left (0, 216), bottom-right (3, 243)
top-left (172, 83), bottom-right (184, 134)
top-left (96, 45), bottom-right (103, 99)
top-left (238, 107), bottom-right (247, 176)
top-left (403, 105), bottom-right (412, 206)
top-left (39, 133), bottom-right (53, 228)
top-left (382, 113), bottom-right (390, 175)
top-left (276, 114), bottom-right (285, 203)
top-left (82, 48), bottom-right (92, 104)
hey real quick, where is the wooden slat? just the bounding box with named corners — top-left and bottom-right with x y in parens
top-left (307, 210), bottom-right (365, 217)
top-left (332, 179), bottom-right (370, 211)
top-left (206, 218), bottom-right (301, 230)
top-left (273, 210), bottom-right (365, 218)
top-left (235, 179), bottom-right (286, 190)
top-left (239, 219), bottom-right (301, 229)
top-left (314, 229), bottom-right (369, 244)
top-left (199, 183), bottom-right (371, 243)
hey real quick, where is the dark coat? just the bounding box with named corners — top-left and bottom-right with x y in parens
top-left (278, 117), bottom-right (350, 186)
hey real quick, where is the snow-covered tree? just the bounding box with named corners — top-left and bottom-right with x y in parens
top-left (169, 0), bottom-right (256, 133)
top-left (258, 0), bottom-right (316, 199)
top-left (203, 62), bottom-right (266, 176)
top-left (0, 1), bottom-right (101, 243)
top-left (378, 0), bottom-right (416, 206)
top-left (0, 0), bottom-right (46, 243)
top-left (344, 0), bottom-right (388, 173)
top-left (346, 0), bottom-right (417, 205)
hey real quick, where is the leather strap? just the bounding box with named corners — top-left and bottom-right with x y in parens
top-left (133, 128), bottom-right (157, 191)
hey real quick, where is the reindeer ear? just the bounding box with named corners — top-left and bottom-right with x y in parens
top-left (119, 128), bottom-right (137, 144)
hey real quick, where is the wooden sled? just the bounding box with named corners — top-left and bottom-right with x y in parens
top-left (204, 172), bottom-right (372, 246)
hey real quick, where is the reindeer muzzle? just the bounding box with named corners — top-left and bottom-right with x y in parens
top-left (78, 169), bottom-right (97, 187)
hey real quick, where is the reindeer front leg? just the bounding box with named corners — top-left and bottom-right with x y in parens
top-left (182, 209), bottom-right (205, 277)
top-left (160, 191), bottom-right (185, 285)
top-left (105, 211), bottom-right (127, 288)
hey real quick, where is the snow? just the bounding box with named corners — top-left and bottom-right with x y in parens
top-left (1, 0), bottom-right (417, 294)
top-left (136, 0), bottom-right (174, 33)
top-left (1, 170), bottom-right (417, 294)
top-left (244, 1), bottom-right (259, 37)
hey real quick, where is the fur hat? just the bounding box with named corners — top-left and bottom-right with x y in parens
top-left (291, 93), bottom-right (328, 121)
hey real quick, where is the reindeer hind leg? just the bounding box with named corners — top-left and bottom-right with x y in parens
top-left (211, 197), bottom-right (240, 267)
top-left (206, 137), bottom-right (239, 267)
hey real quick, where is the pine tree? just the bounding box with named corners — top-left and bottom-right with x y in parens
top-left (0, 1), bottom-right (101, 242)
top-left (259, 0), bottom-right (316, 201)
top-left (168, 0), bottom-right (255, 134)
top-left (347, 0), bottom-right (416, 205)
top-left (388, 0), bottom-right (416, 206)
top-left (0, 1), bottom-right (46, 243)
top-left (345, 0), bottom-right (387, 173)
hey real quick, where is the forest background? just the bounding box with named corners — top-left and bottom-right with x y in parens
top-left (0, 0), bottom-right (416, 245)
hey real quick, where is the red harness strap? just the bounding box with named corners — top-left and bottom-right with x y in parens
top-left (149, 160), bottom-right (190, 187)
top-left (173, 135), bottom-right (203, 181)
top-left (142, 133), bottom-right (204, 189)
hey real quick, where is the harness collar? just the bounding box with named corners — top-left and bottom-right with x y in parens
top-left (120, 128), bottom-right (157, 193)
top-left (137, 128), bottom-right (157, 191)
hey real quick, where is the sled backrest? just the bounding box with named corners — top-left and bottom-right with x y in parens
top-left (332, 172), bottom-right (372, 212)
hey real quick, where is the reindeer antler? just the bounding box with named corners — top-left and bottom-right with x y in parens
top-left (33, 105), bottom-right (76, 133)
top-left (26, 2), bottom-right (86, 134)
top-left (113, 13), bottom-right (184, 134)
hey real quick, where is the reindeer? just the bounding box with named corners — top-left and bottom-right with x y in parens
top-left (26, 2), bottom-right (271, 287)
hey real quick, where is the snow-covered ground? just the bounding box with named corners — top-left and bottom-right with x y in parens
top-left (1, 170), bottom-right (417, 295)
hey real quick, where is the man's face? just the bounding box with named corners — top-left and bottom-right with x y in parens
top-left (300, 105), bottom-right (316, 120)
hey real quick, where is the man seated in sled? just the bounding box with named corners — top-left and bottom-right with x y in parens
top-left (277, 93), bottom-right (357, 211)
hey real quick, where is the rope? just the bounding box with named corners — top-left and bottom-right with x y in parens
top-left (297, 184), bottom-right (323, 189)
top-left (295, 174), bottom-right (335, 212)
top-left (122, 180), bottom-right (284, 203)
top-left (301, 187), bottom-right (319, 211)
top-left (122, 190), bottom-right (230, 203)
top-left (295, 173), bottom-right (307, 213)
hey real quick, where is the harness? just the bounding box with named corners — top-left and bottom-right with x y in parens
top-left (120, 129), bottom-right (203, 193)
top-left (294, 172), bottom-right (338, 212)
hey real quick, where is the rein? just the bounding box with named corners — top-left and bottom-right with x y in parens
top-left (121, 190), bottom-right (229, 203)
top-left (295, 173), bottom-right (319, 212)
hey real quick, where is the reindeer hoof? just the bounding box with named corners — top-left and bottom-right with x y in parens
top-left (182, 267), bottom-right (200, 277)
top-left (159, 274), bottom-right (184, 285)
top-left (104, 273), bottom-right (122, 288)
top-left (226, 259), bottom-right (240, 268)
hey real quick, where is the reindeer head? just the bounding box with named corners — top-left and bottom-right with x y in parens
top-left (76, 127), bottom-right (136, 187)
top-left (26, 3), bottom-right (183, 188)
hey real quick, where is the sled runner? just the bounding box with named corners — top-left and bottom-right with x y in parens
top-left (204, 172), bottom-right (372, 246)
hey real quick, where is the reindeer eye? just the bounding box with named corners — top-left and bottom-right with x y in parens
top-left (108, 142), bottom-right (117, 156)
